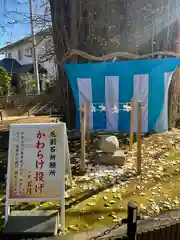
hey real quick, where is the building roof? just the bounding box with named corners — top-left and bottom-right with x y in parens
top-left (0, 27), bottom-right (52, 51)
top-left (0, 58), bottom-right (21, 73)
top-left (0, 58), bottom-right (47, 74)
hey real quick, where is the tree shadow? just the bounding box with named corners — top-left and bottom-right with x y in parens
top-left (66, 208), bottom-right (126, 217)
top-left (52, 172), bottom-right (135, 211)
top-left (65, 208), bottom-right (127, 227)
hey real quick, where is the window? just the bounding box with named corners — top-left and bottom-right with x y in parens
top-left (7, 52), bottom-right (12, 58)
top-left (18, 49), bottom-right (22, 60)
top-left (24, 47), bottom-right (33, 57)
top-left (44, 38), bottom-right (53, 53)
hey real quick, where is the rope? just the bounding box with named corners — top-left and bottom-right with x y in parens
top-left (59, 49), bottom-right (180, 66)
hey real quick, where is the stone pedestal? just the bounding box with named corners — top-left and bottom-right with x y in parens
top-left (2, 210), bottom-right (59, 237)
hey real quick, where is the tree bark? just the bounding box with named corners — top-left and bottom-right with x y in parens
top-left (49, 0), bottom-right (76, 129)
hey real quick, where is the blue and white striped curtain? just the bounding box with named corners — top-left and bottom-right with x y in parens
top-left (64, 58), bottom-right (180, 133)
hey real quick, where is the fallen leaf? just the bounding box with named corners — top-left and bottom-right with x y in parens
top-left (98, 216), bottom-right (104, 220)
top-left (154, 175), bottom-right (161, 180)
top-left (147, 174), bottom-right (153, 178)
top-left (104, 203), bottom-right (111, 208)
top-left (112, 214), bottom-right (118, 219)
top-left (87, 203), bottom-right (95, 206)
top-left (151, 203), bottom-right (160, 214)
top-left (139, 192), bottom-right (145, 196)
top-left (68, 225), bottom-right (79, 231)
top-left (139, 204), bottom-right (146, 211)
top-left (113, 218), bottom-right (121, 223)
top-left (104, 189), bottom-right (110, 193)
top-left (108, 212), bottom-right (116, 216)
top-left (173, 200), bottom-right (180, 205)
top-left (136, 186), bottom-right (141, 190)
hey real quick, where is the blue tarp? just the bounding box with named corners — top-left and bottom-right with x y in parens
top-left (65, 58), bottom-right (180, 133)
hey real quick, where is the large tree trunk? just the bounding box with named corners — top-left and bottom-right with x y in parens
top-left (49, 0), bottom-right (76, 129)
top-left (49, 0), bottom-right (180, 130)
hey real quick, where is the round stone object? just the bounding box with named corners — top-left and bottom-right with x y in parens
top-left (99, 135), bottom-right (119, 153)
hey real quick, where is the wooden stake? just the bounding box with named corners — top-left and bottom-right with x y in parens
top-left (0, 111), bottom-right (3, 121)
top-left (85, 101), bottom-right (90, 151)
top-left (137, 102), bottom-right (142, 175)
top-left (129, 100), bottom-right (135, 151)
top-left (80, 103), bottom-right (86, 173)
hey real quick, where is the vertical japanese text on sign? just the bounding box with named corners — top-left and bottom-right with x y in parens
top-left (14, 132), bottom-right (20, 194)
top-left (49, 131), bottom-right (57, 177)
top-left (27, 171), bottom-right (32, 195)
top-left (19, 132), bottom-right (25, 194)
top-left (35, 130), bottom-right (46, 194)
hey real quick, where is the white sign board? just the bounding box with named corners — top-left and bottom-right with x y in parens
top-left (5, 122), bottom-right (72, 231)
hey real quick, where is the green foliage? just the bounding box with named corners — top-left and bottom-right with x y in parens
top-left (0, 66), bottom-right (12, 95)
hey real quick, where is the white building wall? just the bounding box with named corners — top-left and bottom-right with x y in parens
top-left (4, 34), bottom-right (56, 78)
top-left (36, 36), bottom-right (56, 77)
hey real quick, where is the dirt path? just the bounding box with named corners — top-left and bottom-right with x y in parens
top-left (0, 116), bottom-right (57, 132)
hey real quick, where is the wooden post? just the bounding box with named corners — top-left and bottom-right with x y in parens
top-left (28, 109), bottom-right (30, 117)
top-left (137, 102), bottom-right (142, 175)
top-left (80, 103), bottom-right (86, 173)
top-left (0, 111), bottom-right (3, 121)
top-left (129, 100), bottom-right (135, 151)
top-left (85, 101), bottom-right (90, 151)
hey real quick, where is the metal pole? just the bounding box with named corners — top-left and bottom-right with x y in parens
top-left (127, 201), bottom-right (137, 240)
top-left (29, 0), bottom-right (40, 95)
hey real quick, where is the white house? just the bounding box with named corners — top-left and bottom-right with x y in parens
top-left (0, 28), bottom-right (57, 80)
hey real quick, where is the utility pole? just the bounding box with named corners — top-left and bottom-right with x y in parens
top-left (29, 0), bottom-right (40, 94)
